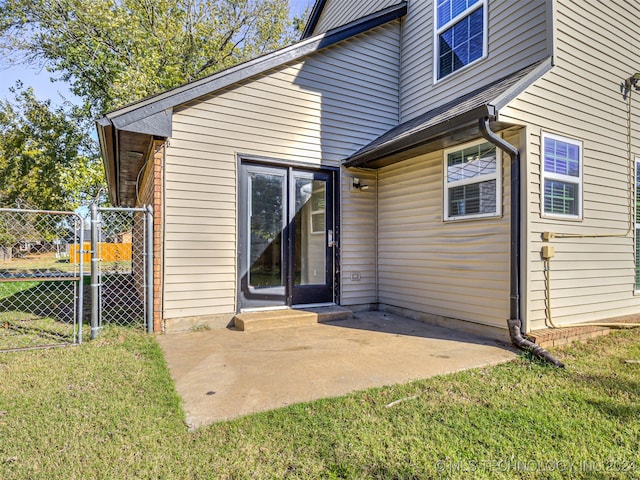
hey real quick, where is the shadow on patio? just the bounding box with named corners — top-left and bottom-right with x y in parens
top-left (157, 310), bottom-right (516, 429)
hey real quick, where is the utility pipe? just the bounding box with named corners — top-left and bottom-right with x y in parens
top-left (479, 117), bottom-right (564, 368)
top-left (543, 258), bottom-right (558, 328)
top-left (145, 205), bottom-right (154, 334)
top-left (544, 256), bottom-right (640, 330)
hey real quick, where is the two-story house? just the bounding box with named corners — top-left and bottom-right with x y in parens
top-left (97, 0), bottom-right (640, 351)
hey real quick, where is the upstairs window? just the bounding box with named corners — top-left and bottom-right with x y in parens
top-left (435, 0), bottom-right (487, 80)
top-left (542, 133), bottom-right (583, 218)
top-left (444, 140), bottom-right (500, 220)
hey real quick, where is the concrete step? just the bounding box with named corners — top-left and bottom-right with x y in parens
top-left (302, 306), bottom-right (353, 323)
top-left (234, 306), bottom-right (352, 332)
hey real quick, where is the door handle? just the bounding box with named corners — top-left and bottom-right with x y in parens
top-left (328, 229), bottom-right (335, 248)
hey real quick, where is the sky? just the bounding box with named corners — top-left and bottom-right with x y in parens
top-left (0, 0), bottom-right (315, 107)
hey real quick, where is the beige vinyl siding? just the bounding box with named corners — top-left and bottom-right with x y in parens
top-left (400, 0), bottom-right (552, 122)
top-left (162, 23), bottom-right (401, 320)
top-left (312, 0), bottom-right (399, 35)
top-left (376, 132), bottom-right (515, 329)
top-left (341, 168), bottom-right (377, 306)
top-left (500, 0), bottom-right (640, 331)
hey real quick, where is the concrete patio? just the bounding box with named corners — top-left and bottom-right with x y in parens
top-left (157, 310), bottom-right (516, 429)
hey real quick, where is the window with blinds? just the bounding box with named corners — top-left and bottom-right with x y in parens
top-left (444, 139), bottom-right (500, 220)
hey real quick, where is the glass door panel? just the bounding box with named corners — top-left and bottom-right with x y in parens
top-left (239, 165), bottom-right (287, 308)
top-left (249, 173), bottom-right (285, 289)
top-left (291, 171), bottom-right (333, 305)
top-left (239, 163), bottom-right (334, 309)
top-left (294, 178), bottom-right (326, 286)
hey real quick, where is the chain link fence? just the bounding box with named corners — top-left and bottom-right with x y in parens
top-left (0, 205), bottom-right (153, 350)
top-left (0, 208), bottom-right (84, 351)
top-left (91, 206), bottom-right (153, 338)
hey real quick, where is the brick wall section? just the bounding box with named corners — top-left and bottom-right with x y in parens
top-left (136, 140), bottom-right (164, 333)
top-left (529, 314), bottom-right (640, 348)
top-left (132, 210), bottom-right (146, 301)
top-left (529, 325), bottom-right (610, 348)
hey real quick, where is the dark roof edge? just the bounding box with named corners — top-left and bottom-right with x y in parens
top-left (301, 0), bottom-right (328, 39)
top-left (96, 120), bottom-right (119, 205)
top-left (344, 57), bottom-right (553, 168)
top-left (344, 105), bottom-right (494, 168)
top-left (99, 2), bottom-right (407, 133)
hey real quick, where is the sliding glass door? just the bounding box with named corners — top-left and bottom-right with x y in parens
top-left (239, 163), bottom-right (335, 309)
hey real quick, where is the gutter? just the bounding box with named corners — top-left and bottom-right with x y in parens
top-left (96, 118), bottom-right (120, 206)
top-left (479, 117), bottom-right (564, 368)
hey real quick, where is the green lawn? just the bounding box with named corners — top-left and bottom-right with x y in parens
top-left (1, 328), bottom-right (639, 479)
top-left (0, 280), bottom-right (78, 350)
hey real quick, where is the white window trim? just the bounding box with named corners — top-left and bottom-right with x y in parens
top-left (433, 0), bottom-right (488, 83)
top-left (443, 138), bottom-right (501, 221)
top-left (541, 131), bottom-right (583, 220)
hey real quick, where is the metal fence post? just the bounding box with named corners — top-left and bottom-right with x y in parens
top-left (77, 218), bottom-right (84, 344)
top-left (90, 203), bottom-right (99, 339)
top-left (145, 205), bottom-right (154, 334)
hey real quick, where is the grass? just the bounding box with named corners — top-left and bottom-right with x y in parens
top-left (0, 271), bottom-right (144, 351)
top-left (0, 280), bottom-right (41, 297)
top-left (0, 252), bottom-right (76, 274)
top-left (0, 251), bottom-right (132, 274)
top-left (1, 328), bottom-right (639, 479)
top-left (1, 252), bottom-right (81, 350)
top-left (0, 280), bottom-right (78, 350)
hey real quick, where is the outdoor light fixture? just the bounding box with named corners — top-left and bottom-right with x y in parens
top-left (625, 73), bottom-right (640, 91)
top-left (352, 177), bottom-right (369, 191)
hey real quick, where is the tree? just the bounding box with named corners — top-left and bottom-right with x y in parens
top-left (0, 83), bottom-right (105, 211)
top-left (0, 0), bottom-right (305, 211)
top-left (0, 0), bottom-right (300, 115)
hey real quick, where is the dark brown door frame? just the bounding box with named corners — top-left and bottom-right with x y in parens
top-left (237, 156), bottom-right (339, 311)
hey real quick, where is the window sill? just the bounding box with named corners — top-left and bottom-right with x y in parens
top-left (540, 213), bottom-right (583, 222)
top-left (444, 212), bottom-right (502, 223)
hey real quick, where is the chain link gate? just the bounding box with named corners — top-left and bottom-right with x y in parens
top-left (90, 205), bottom-right (153, 338)
top-left (0, 205), bottom-right (153, 349)
top-left (0, 208), bottom-right (84, 351)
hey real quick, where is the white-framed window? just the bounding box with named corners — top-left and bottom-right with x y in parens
top-left (541, 132), bottom-right (583, 218)
top-left (434, 0), bottom-right (487, 81)
top-left (635, 158), bottom-right (640, 290)
top-left (444, 139), bottom-right (500, 220)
